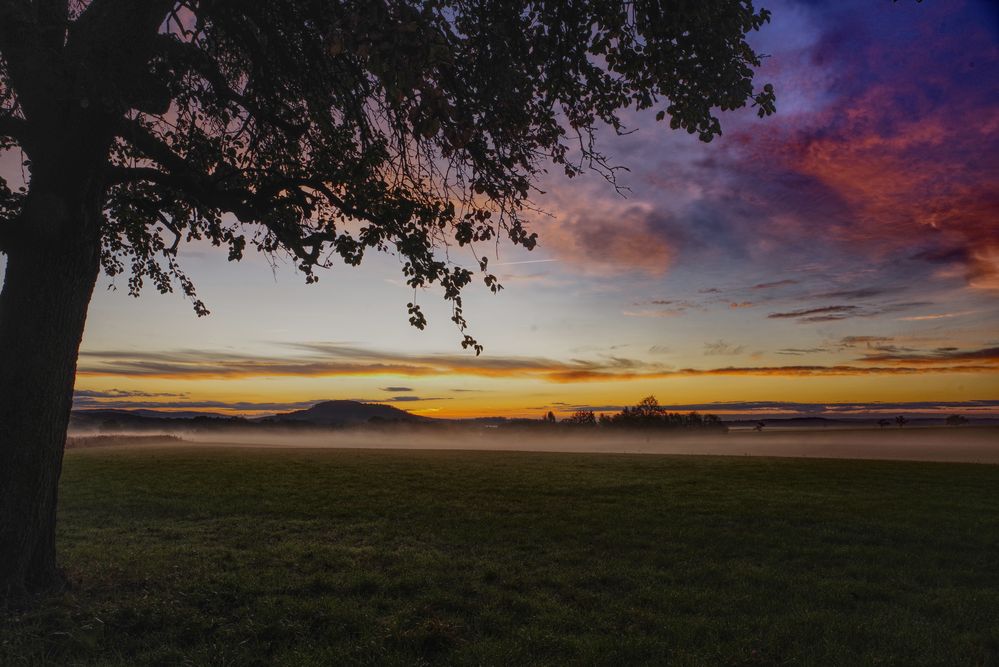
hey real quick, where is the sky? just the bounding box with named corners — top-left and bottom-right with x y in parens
top-left (4, 0), bottom-right (998, 420)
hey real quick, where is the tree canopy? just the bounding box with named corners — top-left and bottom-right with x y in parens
top-left (596, 396), bottom-right (725, 429)
top-left (0, 0), bottom-right (774, 350)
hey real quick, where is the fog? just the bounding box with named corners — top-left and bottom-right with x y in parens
top-left (67, 425), bottom-right (999, 464)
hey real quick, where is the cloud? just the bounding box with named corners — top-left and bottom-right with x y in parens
top-left (76, 342), bottom-right (998, 384)
top-left (73, 389), bottom-right (187, 398)
top-left (537, 202), bottom-right (676, 277)
top-left (839, 335), bottom-right (893, 347)
top-left (624, 299), bottom-right (700, 318)
top-left (736, 1), bottom-right (999, 292)
top-left (72, 397), bottom-right (324, 412)
top-left (811, 287), bottom-right (898, 300)
top-left (704, 340), bottom-right (746, 356)
top-left (768, 302), bottom-right (931, 323)
top-left (897, 310), bottom-right (980, 321)
top-left (776, 347), bottom-right (828, 356)
top-left (768, 305), bottom-right (859, 321)
top-left (675, 365), bottom-right (996, 378)
top-left (857, 346), bottom-right (999, 365)
top-left (622, 308), bottom-right (687, 318)
top-left (518, 0), bottom-right (998, 317)
top-left (753, 279), bottom-right (798, 290)
top-left (380, 386), bottom-right (413, 392)
top-left (385, 395), bottom-right (450, 402)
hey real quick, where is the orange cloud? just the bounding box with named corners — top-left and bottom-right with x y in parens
top-left (857, 347), bottom-right (999, 366)
top-left (76, 344), bottom-right (998, 384)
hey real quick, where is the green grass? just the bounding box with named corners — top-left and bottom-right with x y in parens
top-left (3, 446), bottom-right (999, 666)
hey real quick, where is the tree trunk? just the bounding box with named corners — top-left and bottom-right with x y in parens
top-left (0, 192), bottom-right (102, 599)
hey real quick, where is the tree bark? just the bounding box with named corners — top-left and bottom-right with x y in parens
top-left (0, 188), bottom-right (102, 599)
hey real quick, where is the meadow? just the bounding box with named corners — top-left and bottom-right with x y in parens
top-left (2, 444), bottom-right (998, 665)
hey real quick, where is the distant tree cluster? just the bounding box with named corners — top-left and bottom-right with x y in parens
top-left (562, 410), bottom-right (598, 426)
top-left (551, 396), bottom-right (725, 431)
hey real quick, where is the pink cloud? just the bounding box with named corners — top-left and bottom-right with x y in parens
top-left (730, 5), bottom-right (999, 290)
top-left (536, 200), bottom-right (675, 277)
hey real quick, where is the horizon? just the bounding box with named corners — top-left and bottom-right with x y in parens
top-left (71, 397), bottom-right (999, 423)
top-left (4, 0), bottom-right (997, 420)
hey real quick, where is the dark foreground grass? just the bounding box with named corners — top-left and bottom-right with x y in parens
top-left (3, 447), bottom-right (998, 666)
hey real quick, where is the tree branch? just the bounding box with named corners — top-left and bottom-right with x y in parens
top-left (111, 119), bottom-right (338, 266)
top-left (0, 1), bottom-right (32, 57)
top-left (70, 0), bottom-right (175, 51)
top-left (153, 36), bottom-right (307, 138)
top-left (0, 113), bottom-right (27, 143)
top-left (34, 0), bottom-right (70, 54)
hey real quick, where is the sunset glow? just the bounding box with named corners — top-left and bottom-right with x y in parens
top-left (7, 0), bottom-right (996, 420)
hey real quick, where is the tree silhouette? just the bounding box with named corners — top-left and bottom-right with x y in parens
top-left (634, 395), bottom-right (665, 416)
top-left (544, 411), bottom-right (557, 424)
top-left (878, 419), bottom-right (891, 429)
top-left (564, 410), bottom-right (597, 426)
top-left (754, 421), bottom-right (766, 432)
top-left (895, 415), bottom-right (908, 428)
top-left (0, 1), bottom-right (775, 595)
top-left (945, 414), bottom-right (968, 427)
top-left (601, 397), bottom-right (724, 431)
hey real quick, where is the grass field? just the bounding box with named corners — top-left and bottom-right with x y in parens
top-left (3, 445), bottom-right (998, 665)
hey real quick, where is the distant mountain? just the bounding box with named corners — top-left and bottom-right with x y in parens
top-left (70, 409), bottom-right (242, 431)
top-left (70, 400), bottom-right (427, 432)
top-left (82, 408), bottom-right (229, 420)
top-left (265, 400), bottom-right (426, 426)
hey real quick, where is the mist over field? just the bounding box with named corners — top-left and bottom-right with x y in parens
top-left (67, 425), bottom-right (999, 464)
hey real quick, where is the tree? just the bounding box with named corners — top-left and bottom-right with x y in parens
top-left (544, 411), bottom-right (557, 424)
top-left (945, 414), bottom-right (968, 427)
top-left (0, 0), bottom-right (775, 596)
top-left (878, 419), bottom-right (891, 429)
top-left (633, 396), bottom-right (665, 419)
top-left (600, 398), bottom-right (725, 431)
top-left (563, 410), bottom-right (596, 426)
top-left (895, 415), bottom-right (908, 428)
top-left (702, 414), bottom-right (726, 431)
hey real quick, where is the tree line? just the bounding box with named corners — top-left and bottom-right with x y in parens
top-left (551, 396), bottom-right (726, 431)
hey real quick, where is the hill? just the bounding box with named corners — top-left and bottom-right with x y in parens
top-left (70, 400), bottom-right (427, 432)
top-left (264, 400), bottom-right (427, 426)
top-left (70, 409), bottom-right (243, 432)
